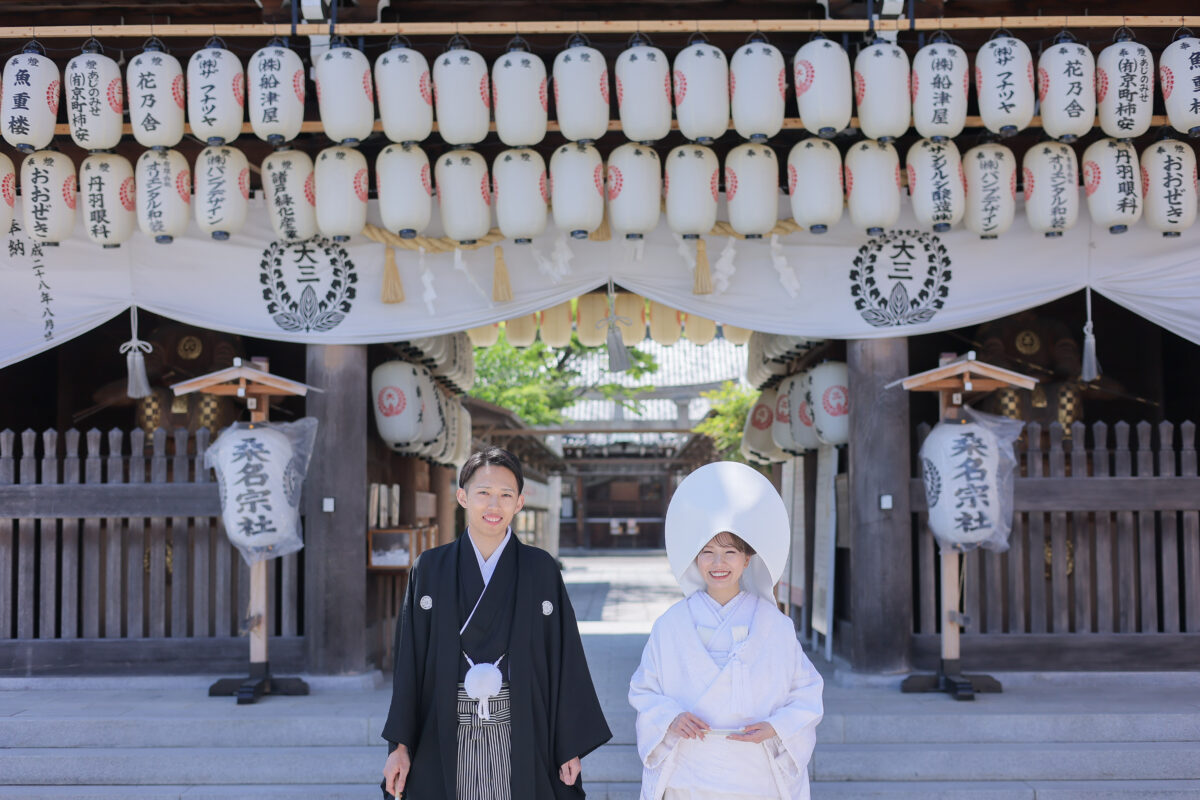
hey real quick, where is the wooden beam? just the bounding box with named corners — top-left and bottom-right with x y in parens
top-left (0, 635), bottom-right (306, 677)
top-left (911, 632), bottom-right (1200, 671)
top-left (0, 482), bottom-right (221, 518)
top-left (910, 476), bottom-right (1200, 513)
top-left (489, 427), bottom-right (695, 436)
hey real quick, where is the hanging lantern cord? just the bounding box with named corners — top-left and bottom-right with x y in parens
top-left (289, 0), bottom-right (298, 45)
top-left (1081, 287), bottom-right (1100, 383)
top-left (329, 0), bottom-right (339, 38)
top-left (119, 306), bottom-right (154, 400)
top-left (599, 280), bottom-right (632, 373)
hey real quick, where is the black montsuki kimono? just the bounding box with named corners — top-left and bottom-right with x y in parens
top-left (382, 534), bottom-right (612, 799)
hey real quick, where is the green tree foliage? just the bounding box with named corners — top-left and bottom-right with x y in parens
top-left (692, 380), bottom-right (757, 462)
top-left (469, 327), bottom-right (658, 426)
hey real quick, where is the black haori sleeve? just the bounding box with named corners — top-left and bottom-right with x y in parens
top-left (549, 569), bottom-right (611, 768)
top-left (382, 553), bottom-right (423, 749)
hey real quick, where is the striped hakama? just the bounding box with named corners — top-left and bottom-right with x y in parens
top-left (456, 682), bottom-right (512, 800)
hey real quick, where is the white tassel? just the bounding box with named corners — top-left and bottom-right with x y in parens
top-left (551, 234), bottom-right (575, 277)
top-left (419, 247), bottom-right (437, 315)
top-left (675, 233), bottom-right (696, 275)
top-left (453, 247), bottom-right (492, 305)
top-left (119, 306), bottom-right (153, 399)
top-left (713, 237), bottom-right (738, 295)
top-left (770, 234), bottom-right (801, 298)
top-left (633, 238), bottom-right (645, 261)
top-left (1081, 286), bottom-right (1100, 382)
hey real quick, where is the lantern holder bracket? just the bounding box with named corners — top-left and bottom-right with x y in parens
top-left (209, 661), bottom-right (310, 705)
top-left (901, 659), bottom-right (1002, 701)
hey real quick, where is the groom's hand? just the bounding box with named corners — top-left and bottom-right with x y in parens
top-left (558, 756), bottom-right (581, 786)
top-left (383, 744), bottom-right (411, 797)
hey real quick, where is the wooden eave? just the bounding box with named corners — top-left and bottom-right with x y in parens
top-left (170, 364), bottom-right (320, 398)
top-left (887, 354), bottom-right (1038, 394)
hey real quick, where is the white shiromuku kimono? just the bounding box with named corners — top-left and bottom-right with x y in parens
top-left (629, 590), bottom-right (824, 800)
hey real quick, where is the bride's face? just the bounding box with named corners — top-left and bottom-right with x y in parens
top-left (695, 534), bottom-right (751, 594)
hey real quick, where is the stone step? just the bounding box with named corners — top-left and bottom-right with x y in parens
top-left (0, 716), bottom-right (380, 748)
top-left (822, 711), bottom-right (1200, 744)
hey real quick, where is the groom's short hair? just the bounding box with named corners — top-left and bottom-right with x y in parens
top-left (458, 446), bottom-right (525, 494)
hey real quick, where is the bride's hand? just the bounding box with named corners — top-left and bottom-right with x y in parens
top-left (668, 712), bottom-right (711, 740)
top-left (728, 722), bottom-right (776, 743)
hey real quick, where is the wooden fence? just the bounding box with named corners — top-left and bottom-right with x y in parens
top-left (910, 420), bottom-right (1200, 670)
top-left (0, 428), bottom-right (304, 676)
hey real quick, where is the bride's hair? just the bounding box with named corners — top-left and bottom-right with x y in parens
top-left (710, 530), bottom-right (756, 557)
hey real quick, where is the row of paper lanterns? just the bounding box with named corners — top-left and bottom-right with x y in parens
top-left (397, 332), bottom-right (476, 394)
top-left (371, 359), bottom-right (472, 466)
top-left (742, 361), bottom-right (850, 465)
top-left (4, 29), bottom-right (1200, 158)
top-left (747, 331), bottom-right (826, 388)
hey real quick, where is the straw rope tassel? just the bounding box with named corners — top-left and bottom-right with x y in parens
top-left (492, 245), bottom-right (514, 302)
top-left (381, 245), bottom-right (406, 304)
top-left (693, 237), bottom-right (714, 295)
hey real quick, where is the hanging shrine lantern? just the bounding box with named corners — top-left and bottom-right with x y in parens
top-left (377, 142), bottom-right (432, 239)
top-left (493, 147), bottom-right (548, 243)
top-left (433, 36), bottom-right (490, 147)
top-left (315, 146), bottom-right (368, 241)
top-left (550, 142), bottom-right (604, 239)
top-left (772, 374), bottom-right (801, 454)
top-left (262, 149), bottom-right (317, 242)
top-left (1037, 34), bottom-right (1095, 143)
top-left (466, 324), bottom-right (500, 347)
top-left (492, 37), bottom-right (548, 147)
top-left (552, 34), bottom-right (609, 144)
top-left (79, 153), bottom-right (135, 247)
top-left (453, 405), bottom-right (473, 466)
top-left (135, 148), bottom-right (190, 243)
top-left (504, 314), bottom-right (538, 348)
top-left (575, 293), bottom-right (609, 346)
top-left (787, 369), bottom-right (821, 453)
top-left (648, 301), bottom-right (682, 346)
top-left (725, 142), bottom-right (778, 238)
top-left (194, 145), bottom-right (249, 240)
top-left (673, 35), bottom-right (730, 145)
top-left (373, 361), bottom-right (424, 449)
top-left (1023, 142), bottom-right (1079, 237)
top-left (2, 44), bottom-right (60, 153)
top-left (906, 138), bottom-right (964, 233)
top-left (1160, 32), bottom-right (1200, 137)
top-left (539, 302), bottom-right (573, 347)
top-left (793, 36), bottom-right (852, 139)
top-left (436, 148), bottom-right (491, 244)
top-left (854, 39), bottom-right (910, 142)
top-left (1097, 29), bottom-right (1154, 141)
top-left (666, 144), bottom-right (719, 236)
top-left (920, 420), bottom-right (1007, 547)
top-left (20, 150), bottom-right (75, 245)
top-left (787, 138), bottom-right (842, 233)
top-left (247, 42), bottom-right (305, 146)
top-left (375, 37), bottom-right (432, 145)
top-left (807, 361), bottom-right (849, 446)
top-left (686, 315), bottom-right (717, 345)
top-left (607, 142), bottom-right (661, 240)
top-left (964, 143), bottom-right (1017, 239)
top-left (1141, 139), bottom-right (1197, 237)
top-left (127, 40), bottom-right (185, 150)
top-left (314, 39), bottom-right (374, 146)
top-left (66, 40), bottom-right (123, 152)
top-left (1083, 138), bottom-right (1143, 233)
top-left (614, 292), bottom-right (645, 345)
top-left (187, 38), bottom-right (244, 146)
top-left (730, 33), bottom-right (786, 142)
top-left (723, 324), bottom-right (753, 344)
top-left (415, 367), bottom-right (445, 453)
top-left (845, 140), bottom-right (900, 235)
top-left (911, 34), bottom-right (968, 141)
top-left (0, 154), bottom-right (13, 234)
top-left (741, 388), bottom-right (787, 466)
top-left (616, 33), bottom-right (672, 144)
top-left (975, 31), bottom-right (1034, 137)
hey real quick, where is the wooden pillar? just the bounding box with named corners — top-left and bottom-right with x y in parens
top-left (304, 344), bottom-right (368, 674)
top-left (544, 474), bottom-right (562, 560)
top-left (433, 464), bottom-right (459, 546)
top-left (847, 337), bottom-right (912, 673)
top-left (575, 475), bottom-right (586, 549)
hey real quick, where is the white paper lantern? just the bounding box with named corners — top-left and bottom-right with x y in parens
top-left (79, 153), bottom-right (135, 247)
top-left (1160, 34), bottom-right (1200, 137)
top-left (648, 301), bottom-right (682, 346)
top-left (550, 142), bottom-right (604, 239)
top-left (315, 146), bottom-right (368, 241)
top-left (911, 37), bottom-right (969, 141)
top-left (725, 142), bottom-right (777, 237)
top-left (65, 44), bottom-right (123, 151)
top-left (975, 33), bottom-right (1034, 137)
top-left (665, 144), bottom-right (719, 236)
top-left (373, 360), bottom-right (424, 448)
top-left (539, 302), bottom-right (573, 347)
top-left (730, 35), bottom-right (786, 142)
top-left (492, 40), bottom-right (547, 147)
top-left (1023, 142), bottom-right (1079, 237)
top-left (787, 369), bottom-right (821, 453)
top-left (907, 138), bottom-right (964, 233)
top-left (1096, 33), bottom-right (1154, 140)
top-left (807, 361), bottom-right (849, 446)
top-left (920, 420), bottom-right (1004, 546)
top-left (135, 148), bottom-right (190, 243)
top-left (1142, 139), bottom-right (1197, 237)
top-left (964, 143), bottom-right (1017, 239)
top-left (793, 36), bottom-right (852, 138)
top-left (187, 40), bottom-right (244, 145)
top-left (1083, 138), bottom-right (1143, 233)
top-left (433, 38), bottom-right (490, 147)
top-left (552, 35), bottom-right (608, 144)
top-left (787, 137), bottom-right (842, 233)
top-left (375, 39), bottom-right (433, 144)
top-left (0, 154), bottom-right (14, 234)
top-left (854, 41), bottom-right (910, 142)
top-left (453, 405), bottom-right (474, 467)
top-left (493, 147), bottom-right (547, 243)
top-left (1037, 37), bottom-right (1095, 143)
top-left (504, 314), bottom-right (539, 348)
top-left (415, 367), bottom-right (444, 453)
top-left (248, 44), bottom-right (305, 145)
top-left (845, 140), bottom-right (900, 235)
top-left (772, 374), bottom-right (801, 454)
top-left (616, 35), bottom-right (672, 144)
top-left (262, 149), bottom-right (316, 242)
top-left (430, 392), bottom-right (459, 465)
top-left (194, 145), bottom-right (249, 240)
top-left (741, 388), bottom-right (788, 465)
top-left (436, 148), bottom-right (491, 243)
top-left (314, 41), bottom-right (374, 146)
top-left (377, 143), bottom-right (432, 238)
top-left (607, 142), bottom-right (661, 239)
top-left (2, 47), bottom-right (60, 153)
top-left (673, 38), bottom-right (729, 144)
top-left (127, 42), bottom-right (185, 150)
top-left (20, 150), bottom-right (75, 245)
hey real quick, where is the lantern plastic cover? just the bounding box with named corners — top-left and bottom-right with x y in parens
top-left (975, 35), bottom-right (1034, 136)
top-left (248, 45), bottom-right (305, 144)
top-left (0, 153), bottom-right (13, 234)
top-left (493, 147), bottom-right (548, 242)
top-left (435, 149), bottom-right (491, 243)
top-left (551, 142), bottom-right (604, 238)
top-left (1037, 41), bottom-right (1095, 142)
top-left (66, 50), bottom-right (124, 151)
top-left (378, 143), bottom-right (432, 238)
top-left (1096, 39), bottom-right (1154, 140)
top-left (20, 150), bottom-right (76, 244)
top-left (205, 418), bottom-right (318, 565)
top-left (2, 51), bottom-right (59, 152)
top-left (793, 37), bottom-right (852, 138)
top-left (373, 360), bottom-right (425, 448)
top-left (607, 142), bottom-right (662, 238)
top-left (1023, 142), bottom-right (1079, 237)
top-left (552, 42), bottom-right (609, 143)
top-left (136, 148), bottom-right (191, 243)
top-left (665, 144), bottom-right (719, 236)
top-left (1083, 138), bottom-right (1144, 233)
top-left (787, 369), bottom-right (821, 453)
top-left (741, 388), bottom-right (788, 465)
top-left (433, 45), bottom-right (490, 146)
top-left (80, 153), bottom-right (135, 247)
top-left (907, 138), bottom-right (965, 232)
top-left (788, 138), bottom-right (843, 233)
top-left (725, 142), bottom-right (778, 237)
top-left (673, 41), bottom-right (729, 144)
top-left (1142, 139), bottom-right (1198, 236)
top-left (806, 361), bottom-right (849, 446)
top-left (315, 145), bottom-right (369, 240)
top-left (963, 143), bottom-right (1017, 238)
top-left (771, 373), bottom-right (799, 453)
top-left (262, 149), bottom-right (317, 242)
top-left (315, 45), bottom-right (374, 145)
top-left (187, 46), bottom-right (244, 145)
top-left (730, 40), bottom-right (786, 141)
top-left (845, 140), bottom-right (901, 235)
top-left (854, 42), bottom-right (910, 142)
top-left (911, 41), bottom-right (968, 141)
top-left (492, 48), bottom-right (548, 147)
top-left (194, 145), bottom-right (249, 239)
top-left (616, 42), bottom-right (672, 143)
top-left (919, 407), bottom-right (1023, 552)
top-left (1160, 36), bottom-right (1200, 136)
top-left (375, 45), bottom-right (433, 144)
top-left (127, 49), bottom-right (185, 149)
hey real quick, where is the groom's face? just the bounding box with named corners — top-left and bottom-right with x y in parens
top-left (457, 465), bottom-right (525, 538)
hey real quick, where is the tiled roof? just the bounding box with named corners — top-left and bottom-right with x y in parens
top-left (571, 337), bottom-right (747, 391)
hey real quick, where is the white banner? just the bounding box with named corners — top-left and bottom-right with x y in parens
top-left (2, 196), bottom-right (1198, 369)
